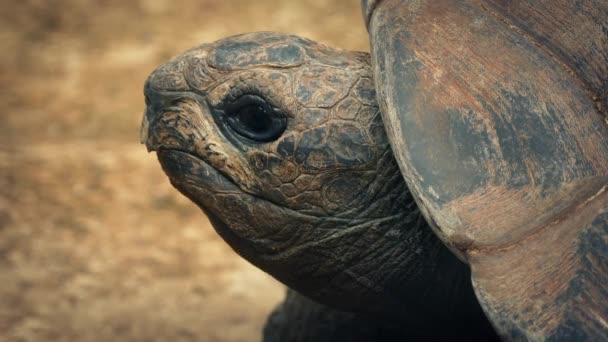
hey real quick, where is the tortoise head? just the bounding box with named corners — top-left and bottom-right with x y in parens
top-left (141, 32), bottom-right (462, 317)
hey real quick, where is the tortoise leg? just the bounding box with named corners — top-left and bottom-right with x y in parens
top-left (263, 289), bottom-right (402, 342)
top-left (264, 289), bottom-right (500, 341)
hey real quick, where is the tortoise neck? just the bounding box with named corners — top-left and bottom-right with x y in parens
top-left (291, 152), bottom-right (484, 320)
top-left (347, 201), bottom-right (495, 336)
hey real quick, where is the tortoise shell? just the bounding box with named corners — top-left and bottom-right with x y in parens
top-left (364, 0), bottom-right (608, 339)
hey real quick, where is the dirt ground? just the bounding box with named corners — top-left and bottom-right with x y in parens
top-left (0, 1), bottom-right (368, 341)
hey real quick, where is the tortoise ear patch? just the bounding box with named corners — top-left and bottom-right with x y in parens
top-left (208, 34), bottom-right (306, 70)
top-left (322, 175), bottom-right (368, 209)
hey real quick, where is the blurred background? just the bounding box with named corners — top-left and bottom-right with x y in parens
top-left (0, 1), bottom-right (368, 341)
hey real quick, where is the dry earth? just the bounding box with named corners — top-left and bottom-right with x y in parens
top-left (0, 1), bottom-right (367, 341)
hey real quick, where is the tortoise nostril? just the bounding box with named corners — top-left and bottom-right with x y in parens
top-left (141, 95), bottom-right (162, 148)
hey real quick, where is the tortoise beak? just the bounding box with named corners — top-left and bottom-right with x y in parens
top-left (141, 80), bottom-right (156, 151)
top-left (140, 109), bottom-right (151, 149)
top-left (141, 102), bottom-right (162, 153)
top-left (140, 81), bottom-right (171, 152)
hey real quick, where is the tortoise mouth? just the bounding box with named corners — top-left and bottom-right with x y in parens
top-left (156, 149), bottom-right (283, 264)
top-left (156, 149), bottom-right (241, 194)
top-left (156, 149), bottom-right (258, 244)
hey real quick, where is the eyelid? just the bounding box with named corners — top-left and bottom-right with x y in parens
top-left (224, 93), bottom-right (287, 119)
top-left (219, 91), bottom-right (288, 143)
top-left (225, 94), bottom-right (268, 114)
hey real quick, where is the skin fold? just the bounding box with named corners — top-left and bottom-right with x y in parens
top-left (142, 32), bottom-right (497, 340)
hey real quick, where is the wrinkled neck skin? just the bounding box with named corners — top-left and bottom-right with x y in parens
top-left (143, 32), bottom-right (487, 331)
top-left (162, 146), bottom-right (479, 327)
top-left (157, 120), bottom-right (478, 329)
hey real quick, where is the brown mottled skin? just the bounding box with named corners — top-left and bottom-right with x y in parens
top-left (142, 32), bottom-right (497, 340)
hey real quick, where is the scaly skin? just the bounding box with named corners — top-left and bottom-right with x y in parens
top-left (142, 32), bottom-right (497, 340)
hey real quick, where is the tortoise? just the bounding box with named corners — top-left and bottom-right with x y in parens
top-left (141, 0), bottom-right (608, 340)
top-left (140, 31), bottom-right (496, 340)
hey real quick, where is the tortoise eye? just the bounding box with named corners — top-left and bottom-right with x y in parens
top-left (225, 95), bottom-right (287, 142)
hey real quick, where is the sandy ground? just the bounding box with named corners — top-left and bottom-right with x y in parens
top-left (0, 1), bottom-right (368, 341)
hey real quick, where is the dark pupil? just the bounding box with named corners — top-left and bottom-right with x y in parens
top-left (238, 105), bottom-right (272, 132)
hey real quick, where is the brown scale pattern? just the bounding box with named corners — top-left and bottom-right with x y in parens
top-left (145, 33), bottom-right (388, 215)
